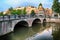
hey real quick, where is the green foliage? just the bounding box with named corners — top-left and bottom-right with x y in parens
top-left (31, 10), bottom-right (35, 16)
top-left (16, 10), bottom-right (22, 15)
top-left (0, 12), bottom-right (8, 16)
top-left (39, 3), bottom-right (42, 6)
top-left (0, 12), bottom-right (4, 16)
top-left (9, 7), bottom-right (13, 11)
top-left (52, 0), bottom-right (60, 13)
top-left (8, 7), bottom-right (16, 15)
top-left (38, 3), bottom-right (43, 9)
top-left (10, 9), bottom-right (22, 15)
top-left (11, 10), bottom-right (17, 15)
top-left (53, 29), bottom-right (60, 40)
top-left (23, 7), bottom-right (26, 15)
top-left (9, 7), bottom-right (22, 15)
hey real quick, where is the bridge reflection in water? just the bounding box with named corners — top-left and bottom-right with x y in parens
top-left (0, 23), bottom-right (60, 40)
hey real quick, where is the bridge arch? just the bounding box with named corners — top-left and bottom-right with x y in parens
top-left (32, 18), bottom-right (41, 26)
top-left (13, 21), bottom-right (29, 31)
top-left (43, 18), bottom-right (46, 23)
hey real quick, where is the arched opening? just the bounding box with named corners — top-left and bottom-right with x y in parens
top-left (32, 23), bottom-right (41, 33)
top-left (43, 19), bottom-right (46, 23)
top-left (32, 19), bottom-right (41, 26)
top-left (14, 21), bottom-right (28, 32)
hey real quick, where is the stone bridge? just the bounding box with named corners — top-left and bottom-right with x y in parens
top-left (0, 15), bottom-right (46, 36)
top-left (0, 15), bottom-right (60, 36)
top-left (12, 17), bottom-right (45, 31)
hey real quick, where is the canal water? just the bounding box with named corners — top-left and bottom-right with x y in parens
top-left (0, 23), bottom-right (60, 40)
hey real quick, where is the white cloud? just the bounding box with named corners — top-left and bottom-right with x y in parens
top-left (5, 0), bottom-right (21, 5)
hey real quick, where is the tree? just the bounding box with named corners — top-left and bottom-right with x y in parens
top-left (0, 12), bottom-right (4, 16)
top-left (16, 9), bottom-right (22, 15)
top-left (52, 0), bottom-right (60, 14)
top-left (53, 29), bottom-right (60, 40)
top-left (38, 3), bottom-right (42, 8)
top-left (9, 7), bottom-right (13, 11)
top-left (8, 7), bottom-right (15, 15)
top-left (39, 3), bottom-right (42, 6)
top-left (23, 7), bottom-right (26, 15)
top-left (59, 3), bottom-right (60, 14)
top-left (11, 10), bottom-right (17, 15)
top-left (31, 10), bottom-right (35, 17)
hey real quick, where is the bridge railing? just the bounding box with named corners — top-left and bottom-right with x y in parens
top-left (0, 15), bottom-right (31, 21)
top-left (0, 14), bottom-right (59, 21)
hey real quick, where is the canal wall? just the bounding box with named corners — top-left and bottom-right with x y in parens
top-left (0, 21), bottom-right (12, 36)
top-left (46, 18), bottom-right (60, 23)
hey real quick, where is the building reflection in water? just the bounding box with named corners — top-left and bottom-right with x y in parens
top-left (26, 23), bottom-right (53, 40)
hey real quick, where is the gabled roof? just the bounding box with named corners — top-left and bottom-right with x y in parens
top-left (38, 6), bottom-right (45, 11)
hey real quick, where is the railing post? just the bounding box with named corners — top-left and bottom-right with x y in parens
top-left (29, 15), bottom-right (31, 18)
top-left (8, 15), bottom-right (10, 21)
top-left (3, 15), bottom-right (4, 21)
top-left (14, 15), bottom-right (16, 19)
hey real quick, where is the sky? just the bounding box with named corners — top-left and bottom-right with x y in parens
top-left (0, 0), bottom-right (59, 12)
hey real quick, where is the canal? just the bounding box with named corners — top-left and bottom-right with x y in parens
top-left (0, 23), bottom-right (60, 40)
